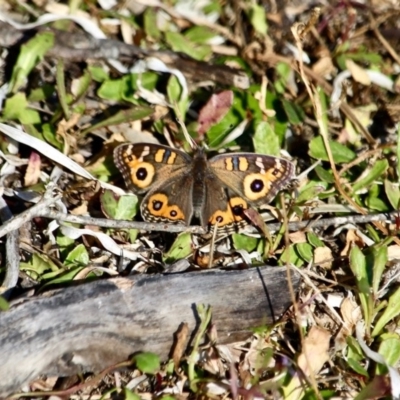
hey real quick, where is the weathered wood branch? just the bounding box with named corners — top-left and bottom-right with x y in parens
top-left (0, 267), bottom-right (299, 397)
top-left (0, 21), bottom-right (249, 89)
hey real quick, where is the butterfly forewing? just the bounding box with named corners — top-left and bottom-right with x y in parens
top-left (208, 153), bottom-right (295, 206)
top-left (114, 143), bottom-right (192, 194)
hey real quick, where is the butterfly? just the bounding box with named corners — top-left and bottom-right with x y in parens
top-left (114, 143), bottom-right (295, 233)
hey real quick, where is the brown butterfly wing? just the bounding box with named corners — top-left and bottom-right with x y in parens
top-left (140, 174), bottom-right (195, 225)
top-left (209, 153), bottom-right (295, 207)
top-left (200, 181), bottom-right (249, 233)
top-left (113, 143), bottom-right (192, 195)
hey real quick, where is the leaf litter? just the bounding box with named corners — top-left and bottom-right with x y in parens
top-left (0, 1), bottom-right (399, 399)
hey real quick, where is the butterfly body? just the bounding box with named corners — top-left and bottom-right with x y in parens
top-left (114, 143), bottom-right (295, 233)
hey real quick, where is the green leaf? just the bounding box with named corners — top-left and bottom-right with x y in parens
top-left (347, 357), bottom-right (369, 377)
top-left (296, 181), bottom-right (327, 203)
top-left (72, 102), bottom-right (85, 115)
top-left (350, 246), bottom-right (373, 330)
top-left (86, 159), bottom-right (113, 181)
top-left (40, 266), bottom-right (85, 286)
top-left (280, 245), bottom-right (302, 267)
top-left (167, 75), bottom-right (182, 103)
top-left (371, 246), bottom-right (387, 296)
top-left (252, 121), bottom-right (280, 156)
top-left (134, 352), bottom-right (160, 374)
top-left (314, 165), bottom-right (335, 183)
top-left (206, 90), bottom-right (252, 147)
top-left (296, 243), bottom-right (313, 263)
top-left (97, 76), bottom-right (133, 102)
top-left (207, 118), bottom-right (241, 148)
top-left (101, 190), bottom-right (138, 220)
top-left (9, 32), bottom-right (54, 93)
top-left (88, 65), bottom-right (109, 82)
top-left (372, 287), bottom-right (400, 337)
top-left (307, 232), bottom-right (324, 248)
top-left (316, 86), bottom-right (329, 133)
top-left (350, 246), bottom-right (370, 289)
top-left (365, 224), bottom-right (380, 243)
top-left (22, 123), bottom-right (62, 151)
top-left (352, 159), bottom-right (389, 193)
top-left (56, 58), bottom-right (70, 120)
top-left (232, 234), bottom-right (258, 253)
top-left (143, 8), bottom-right (161, 40)
top-left (376, 335), bottom-right (400, 374)
top-left (347, 335), bottom-right (364, 358)
top-left (309, 136), bottom-right (356, 164)
top-left (129, 229), bottom-right (139, 243)
top-left (365, 195), bottom-right (389, 212)
top-left (263, 89), bottom-right (287, 142)
top-left (81, 106), bottom-right (154, 136)
top-left (303, 390), bottom-right (336, 400)
top-left (113, 194), bottom-right (139, 219)
top-left (28, 84), bottom-right (54, 102)
top-left (128, 72), bottom-right (159, 92)
top-left (56, 232), bottom-right (75, 248)
top-left (349, 51), bottom-right (382, 64)
top-left (41, 123), bottom-right (63, 150)
top-left (71, 68), bottom-right (91, 100)
top-left (188, 304), bottom-right (212, 391)
top-left (124, 388), bottom-right (141, 400)
top-left (164, 233), bottom-right (192, 263)
top-left (257, 239), bottom-right (266, 256)
top-left (165, 31), bottom-right (211, 61)
top-left (384, 180), bottom-right (400, 209)
top-left (185, 26), bottom-right (217, 44)
top-left (281, 99), bottom-right (305, 124)
top-left (65, 244), bottom-right (89, 267)
top-left (248, 3), bottom-right (268, 35)
top-left (0, 296), bottom-right (10, 311)
top-left (274, 62), bottom-right (292, 94)
top-left (20, 253), bottom-right (59, 279)
top-left (3, 93), bottom-right (41, 124)
top-left (203, 1), bottom-right (221, 15)
top-left (97, 73), bottom-right (158, 103)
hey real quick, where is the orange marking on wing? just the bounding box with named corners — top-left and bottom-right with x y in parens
top-left (229, 197), bottom-right (248, 222)
top-left (166, 151), bottom-right (177, 165)
top-left (154, 149), bottom-right (166, 163)
top-left (209, 197), bottom-right (248, 227)
top-left (146, 193), bottom-right (185, 221)
top-left (238, 157), bottom-right (249, 171)
top-left (126, 160), bottom-right (155, 189)
top-left (209, 209), bottom-right (235, 227)
top-left (243, 172), bottom-right (273, 201)
top-left (225, 157), bottom-right (234, 171)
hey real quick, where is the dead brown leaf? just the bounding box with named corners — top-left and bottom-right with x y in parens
top-left (197, 91), bottom-right (233, 136)
top-left (314, 246), bottom-right (333, 269)
top-left (335, 295), bottom-right (361, 352)
top-left (341, 229), bottom-right (366, 256)
top-left (284, 326), bottom-right (331, 400)
top-left (24, 151), bottom-right (41, 187)
top-left (172, 323), bottom-right (189, 370)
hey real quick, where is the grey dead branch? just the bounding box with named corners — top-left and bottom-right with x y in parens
top-left (0, 21), bottom-right (249, 90)
top-left (0, 267), bottom-right (299, 397)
